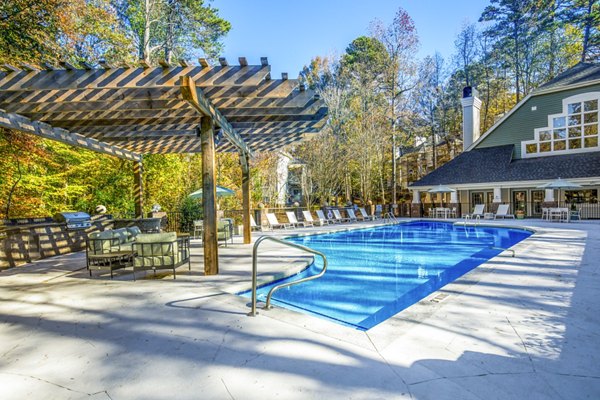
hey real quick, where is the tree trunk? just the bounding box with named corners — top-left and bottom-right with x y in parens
top-left (581, 0), bottom-right (593, 62)
top-left (142, 0), bottom-right (152, 62)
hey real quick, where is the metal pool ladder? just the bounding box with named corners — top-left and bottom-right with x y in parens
top-left (383, 212), bottom-right (398, 223)
top-left (248, 236), bottom-right (328, 317)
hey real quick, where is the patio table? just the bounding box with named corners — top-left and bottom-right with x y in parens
top-left (549, 207), bottom-right (570, 222)
top-left (435, 208), bottom-right (450, 219)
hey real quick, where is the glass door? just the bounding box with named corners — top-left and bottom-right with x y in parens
top-left (512, 191), bottom-right (527, 216)
top-left (531, 190), bottom-right (545, 216)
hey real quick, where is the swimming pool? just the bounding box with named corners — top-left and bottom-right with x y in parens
top-left (242, 221), bottom-right (531, 330)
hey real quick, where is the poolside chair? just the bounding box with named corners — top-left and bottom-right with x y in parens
top-left (332, 209), bottom-right (350, 223)
top-left (494, 204), bottom-right (515, 219)
top-left (250, 215), bottom-right (262, 231)
top-left (286, 211), bottom-right (310, 227)
top-left (266, 213), bottom-right (291, 229)
top-left (302, 210), bottom-right (323, 226)
top-left (358, 207), bottom-right (376, 221)
top-left (315, 210), bottom-right (333, 225)
top-left (464, 204), bottom-right (485, 218)
top-left (218, 220), bottom-right (233, 245)
top-left (346, 208), bottom-right (359, 222)
top-left (192, 220), bottom-right (203, 239)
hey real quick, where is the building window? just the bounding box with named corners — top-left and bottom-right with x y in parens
top-left (522, 93), bottom-right (600, 157)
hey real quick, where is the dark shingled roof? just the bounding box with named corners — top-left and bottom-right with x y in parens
top-left (410, 145), bottom-right (600, 187)
top-left (535, 62), bottom-right (600, 92)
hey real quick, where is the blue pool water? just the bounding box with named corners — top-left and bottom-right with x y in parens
top-left (242, 221), bottom-right (531, 330)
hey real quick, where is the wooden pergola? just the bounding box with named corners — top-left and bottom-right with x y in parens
top-left (0, 57), bottom-right (327, 275)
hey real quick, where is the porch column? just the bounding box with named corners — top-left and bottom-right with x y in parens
top-left (200, 116), bottom-right (218, 275)
top-left (240, 152), bottom-right (251, 244)
top-left (411, 190), bottom-right (422, 218)
top-left (450, 191), bottom-right (458, 203)
top-left (493, 187), bottom-right (502, 202)
top-left (133, 158), bottom-right (144, 218)
top-left (412, 190), bottom-right (421, 203)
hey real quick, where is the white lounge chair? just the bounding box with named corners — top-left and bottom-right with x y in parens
top-left (346, 209), bottom-right (359, 222)
top-left (332, 209), bottom-right (350, 223)
top-left (266, 213), bottom-right (291, 229)
top-left (250, 215), bottom-right (262, 231)
top-left (494, 204), bottom-right (515, 219)
top-left (286, 211), bottom-right (310, 227)
top-left (302, 210), bottom-right (323, 226)
top-left (358, 207), bottom-right (376, 221)
top-left (465, 204), bottom-right (485, 218)
top-left (316, 209), bottom-right (335, 224)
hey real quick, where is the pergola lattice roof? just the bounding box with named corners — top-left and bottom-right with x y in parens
top-left (0, 57), bottom-right (327, 159)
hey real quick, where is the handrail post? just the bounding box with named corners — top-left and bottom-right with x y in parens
top-left (247, 235), bottom-right (327, 317)
top-left (248, 236), bottom-right (267, 316)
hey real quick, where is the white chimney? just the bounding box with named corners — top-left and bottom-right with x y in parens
top-left (461, 86), bottom-right (482, 152)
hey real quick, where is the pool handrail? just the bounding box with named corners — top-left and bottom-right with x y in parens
top-left (383, 212), bottom-right (398, 224)
top-left (248, 236), bottom-right (328, 316)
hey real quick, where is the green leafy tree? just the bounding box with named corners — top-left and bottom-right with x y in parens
top-left (115, 0), bottom-right (231, 63)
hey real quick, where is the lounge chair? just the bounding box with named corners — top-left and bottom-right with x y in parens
top-left (332, 209), bottom-right (350, 223)
top-left (346, 209), bottom-right (359, 222)
top-left (358, 207), bottom-right (376, 221)
top-left (464, 204), bottom-right (485, 218)
top-left (266, 213), bottom-right (291, 229)
top-left (250, 215), bottom-right (262, 231)
top-left (315, 210), bottom-right (332, 225)
top-left (286, 211), bottom-right (310, 227)
top-left (302, 210), bottom-right (324, 226)
top-left (494, 204), bottom-right (515, 219)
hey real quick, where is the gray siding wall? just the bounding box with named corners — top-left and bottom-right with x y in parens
top-left (476, 83), bottom-right (600, 158)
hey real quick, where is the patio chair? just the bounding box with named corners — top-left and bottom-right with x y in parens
top-left (302, 210), bottom-right (323, 226)
top-left (286, 211), bottom-right (309, 227)
top-left (250, 215), bottom-right (262, 231)
top-left (192, 220), bottom-right (203, 239)
top-left (346, 209), bottom-right (359, 222)
top-left (315, 210), bottom-right (333, 225)
top-left (266, 213), bottom-right (291, 229)
top-left (332, 209), bottom-right (350, 223)
top-left (464, 204), bottom-right (485, 218)
top-left (218, 220), bottom-right (234, 245)
top-left (358, 207), bottom-right (376, 221)
top-left (541, 208), bottom-right (550, 220)
top-left (494, 204), bottom-right (515, 219)
top-left (133, 232), bottom-right (191, 280)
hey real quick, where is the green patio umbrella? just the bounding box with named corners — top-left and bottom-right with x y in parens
top-left (188, 186), bottom-right (235, 199)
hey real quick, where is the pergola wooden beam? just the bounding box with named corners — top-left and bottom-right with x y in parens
top-left (14, 98), bottom-right (321, 120)
top-left (180, 75), bottom-right (250, 156)
top-left (0, 65), bottom-right (270, 91)
top-left (202, 79), bottom-right (299, 99)
top-left (0, 109), bottom-right (141, 161)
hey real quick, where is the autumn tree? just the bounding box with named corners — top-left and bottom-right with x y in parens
top-left (370, 8), bottom-right (419, 204)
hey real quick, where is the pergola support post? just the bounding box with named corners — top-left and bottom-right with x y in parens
top-left (200, 117), bottom-right (219, 275)
top-left (133, 158), bottom-right (144, 218)
top-left (240, 153), bottom-right (251, 244)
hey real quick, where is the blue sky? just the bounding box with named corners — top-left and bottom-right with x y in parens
top-left (215, 0), bottom-right (490, 77)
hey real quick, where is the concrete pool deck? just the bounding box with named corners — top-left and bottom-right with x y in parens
top-left (0, 219), bottom-right (599, 399)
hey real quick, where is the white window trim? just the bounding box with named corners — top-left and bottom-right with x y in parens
top-left (522, 92), bottom-right (600, 158)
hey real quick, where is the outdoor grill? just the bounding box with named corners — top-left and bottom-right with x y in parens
top-left (54, 212), bottom-right (92, 230)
